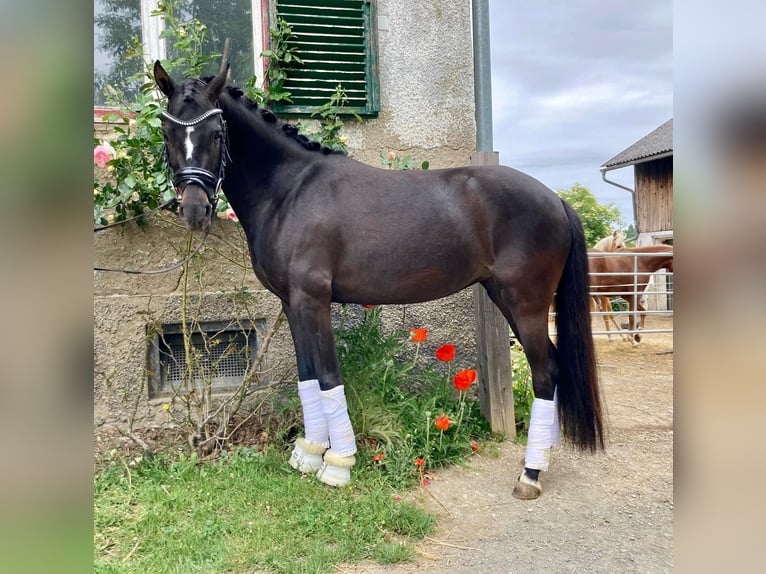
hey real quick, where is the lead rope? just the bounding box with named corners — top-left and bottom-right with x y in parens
top-left (94, 226), bottom-right (211, 275)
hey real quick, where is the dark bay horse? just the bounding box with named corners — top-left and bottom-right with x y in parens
top-left (153, 61), bottom-right (604, 499)
top-left (589, 245), bottom-right (674, 345)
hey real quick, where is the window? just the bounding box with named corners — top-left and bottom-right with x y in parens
top-left (271, 0), bottom-right (379, 116)
top-left (94, 0), bottom-right (379, 116)
top-left (146, 319), bottom-right (265, 398)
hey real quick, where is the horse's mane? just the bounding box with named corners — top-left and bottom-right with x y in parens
top-left (199, 76), bottom-right (342, 156)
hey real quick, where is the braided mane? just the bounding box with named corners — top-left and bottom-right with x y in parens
top-left (197, 76), bottom-right (342, 155)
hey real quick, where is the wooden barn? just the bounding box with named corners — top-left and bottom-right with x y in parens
top-left (600, 119), bottom-right (673, 310)
top-left (601, 118), bottom-right (673, 247)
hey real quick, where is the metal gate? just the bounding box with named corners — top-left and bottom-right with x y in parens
top-left (586, 249), bottom-right (674, 338)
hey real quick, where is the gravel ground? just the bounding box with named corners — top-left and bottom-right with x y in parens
top-left (342, 317), bottom-right (673, 574)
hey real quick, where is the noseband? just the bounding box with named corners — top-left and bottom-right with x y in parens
top-left (161, 108), bottom-right (231, 213)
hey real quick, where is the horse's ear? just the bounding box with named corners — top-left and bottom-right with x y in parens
top-left (153, 60), bottom-right (176, 97)
top-left (612, 230), bottom-right (619, 238)
top-left (206, 63), bottom-right (230, 100)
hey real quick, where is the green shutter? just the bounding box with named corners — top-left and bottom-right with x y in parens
top-left (273, 0), bottom-right (379, 116)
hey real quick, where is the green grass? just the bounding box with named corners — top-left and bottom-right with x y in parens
top-left (94, 448), bottom-right (434, 573)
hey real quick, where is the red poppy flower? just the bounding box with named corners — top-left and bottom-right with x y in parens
top-left (371, 453), bottom-right (384, 462)
top-left (470, 442), bottom-right (479, 452)
top-left (410, 328), bottom-right (428, 342)
top-left (361, 304), bottom-right (376, 309)
top-left (415, 457), bottom-right (425, 467)
top-left (435, 343), bottom-right (456, 362)
top-left (434, 414), bottom-right (450, 431)
top-left (453, 369), bottom-right (478, 391)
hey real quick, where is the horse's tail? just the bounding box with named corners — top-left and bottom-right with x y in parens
top-left (554, 199), bottom-right (605, 451)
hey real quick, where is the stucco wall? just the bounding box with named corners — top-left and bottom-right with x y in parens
top-left (343, 0), bottom-right (476, 168)
top-left (93, 0), bottom-right (478, 430)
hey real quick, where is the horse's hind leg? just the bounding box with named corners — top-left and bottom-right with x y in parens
top-left (603, 296), bottom-right (630, 342)
top-left (481, 278), bottom-right (559, 500)
top-left (626, 295), bottom-right (641, 346)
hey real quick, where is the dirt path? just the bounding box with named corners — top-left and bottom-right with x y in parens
top-left (344, 317), bottom-right (673, 574)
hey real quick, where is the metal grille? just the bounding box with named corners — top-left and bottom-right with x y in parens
top-left (149, 320), bottom-right (262, 396)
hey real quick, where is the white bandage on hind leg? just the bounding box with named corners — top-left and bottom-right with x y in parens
top-left (320, 385), bottom-right (357, 458)
top-left (525, 398), bottom-right (556, 471)
top-left (298, 379), bottom-right (329, 448)
top-left (551, 389), bottom-right (561, 446)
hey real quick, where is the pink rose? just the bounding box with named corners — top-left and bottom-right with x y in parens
top-left (93, 142), bottom-right (116, 169)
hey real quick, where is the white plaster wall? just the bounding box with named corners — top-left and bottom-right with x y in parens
top-left (343, 0), bottom-right (476, 168)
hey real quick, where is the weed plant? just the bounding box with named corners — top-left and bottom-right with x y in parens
top-left (335, 307), bottom-right (496, 488)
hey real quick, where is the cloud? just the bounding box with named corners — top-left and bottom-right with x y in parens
top-left (487, 0), bottom-right (673, 223)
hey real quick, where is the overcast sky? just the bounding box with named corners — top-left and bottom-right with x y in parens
top-left (487, 0), bottom-right (673, 226)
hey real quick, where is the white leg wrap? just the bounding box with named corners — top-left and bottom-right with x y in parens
top-left (298, 379), bottom-right (329, 447)
top-left (288, 380), bottom-right (329, 474)
top-left (320, 385), bottom-right (357, 457)
top-left (525, 398), bottom-right (556, 471)
top-left (551, 389), bottom-right (561, 446)
top-left (316, 385), bottom-right (357, 487)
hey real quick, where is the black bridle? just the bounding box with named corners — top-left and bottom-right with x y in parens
top-left (161, 107), bottom-right (231, 212)
top-left (94, 107), bottom-right (231, 275)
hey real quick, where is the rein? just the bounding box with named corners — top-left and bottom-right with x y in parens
top-left (94, 226), bottom-right (211, 275)
top-left (93, 196), bottom-right (177, 232)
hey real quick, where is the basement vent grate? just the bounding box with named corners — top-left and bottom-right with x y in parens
top-left (147, 320), bottom-right (264, 398)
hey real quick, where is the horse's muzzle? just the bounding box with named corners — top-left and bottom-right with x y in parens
top-left (178, 185), bottom-right (213, 231)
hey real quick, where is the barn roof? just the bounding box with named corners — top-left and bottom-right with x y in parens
top-left (601, 118), bottom-right (673, 170)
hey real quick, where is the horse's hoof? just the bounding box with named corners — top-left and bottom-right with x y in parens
top-left (288, 438), bottom-right (327, 473)
top-left (512, 473), bottom-right (542, 500)
top-left (316, 449), bottom-right (356, 487)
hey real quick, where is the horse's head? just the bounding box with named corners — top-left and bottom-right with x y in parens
top-left (611, 230), bottom-right (627, 250)
top-left (154, 60), bottom-right (230, 232)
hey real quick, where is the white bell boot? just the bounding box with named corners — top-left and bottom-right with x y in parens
top-left (316, 385), bottom-right (357, 486)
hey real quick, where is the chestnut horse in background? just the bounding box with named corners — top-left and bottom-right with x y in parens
top-left (592, 230), bottom-right (626, 252)
top-left (589, 245), bottom-right (674, 345)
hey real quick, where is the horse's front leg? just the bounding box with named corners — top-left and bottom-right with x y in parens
top-left (282, 293), bottom-right (357, 486)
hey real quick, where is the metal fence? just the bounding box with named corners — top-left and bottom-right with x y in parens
top-left (545, 250), bottom-right (674, 338)
top-left (586, 249), bottom-right (673, 337)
